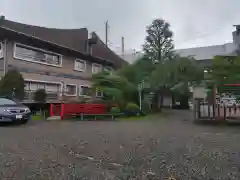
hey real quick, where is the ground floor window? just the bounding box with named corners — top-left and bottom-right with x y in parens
top-left (65, 84), bottom-right (77, 96)
top-left (24, 81), bottom-right (61, 92)
top-left (96, 88), bottom-right (103, 97)
top-left (79, 85), bottom-right (91, 96)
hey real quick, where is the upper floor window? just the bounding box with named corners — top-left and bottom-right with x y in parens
top-left (92, 63), bottom-right (102, 74)
top-left (65, 84), bottom-right (77, 96)
top-left (13, 43), bottom-right (62, 67)
top-left (74, 59), bottom-right (86, 72)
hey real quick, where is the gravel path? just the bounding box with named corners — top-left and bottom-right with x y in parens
top-left (0, 111), bottom-right (240, 179)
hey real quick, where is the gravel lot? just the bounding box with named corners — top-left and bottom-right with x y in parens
top-left (0, 111), bottom-right (240, 179)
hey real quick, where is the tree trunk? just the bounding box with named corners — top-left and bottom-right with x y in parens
top-left (171, 93), bottom-right (176, 107)
top-left (179, 94), bottom-right (189, 109)
top-left (159, 92), bottom-right (164, 112)
top-left (151, 91), bottom-right (159, 112)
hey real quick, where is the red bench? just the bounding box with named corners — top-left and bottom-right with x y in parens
top-left (50, 103), bottom-right (105, 120)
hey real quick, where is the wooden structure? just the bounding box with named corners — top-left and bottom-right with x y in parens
top-left (50, 103), bottom-right (105, 120)
top-left (194, 84), bottom-right (240, 121)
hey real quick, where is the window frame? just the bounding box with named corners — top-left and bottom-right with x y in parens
top-left (24, 79), bottom-right (62, 92)
top-left (79, 85), bottom-right (91, 97)
top-left (13, 43), bottom-right (63, 67)
top-left (95, 89), bottom-right (103, 98)
top-left (74, 59), bottom-right (86, 72)
top-left (64, 84), bottom-right (77, 96)
top-left (92, 63), bottom-right (102, 74)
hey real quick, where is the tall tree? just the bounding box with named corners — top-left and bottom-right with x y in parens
top-left (143, 19), bottom-right (174, 64)
top-left (141, 19), bottom-right (175, 111)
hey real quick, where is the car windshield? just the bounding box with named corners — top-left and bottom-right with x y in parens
top-left (0, 98), bottom-right (17, 105)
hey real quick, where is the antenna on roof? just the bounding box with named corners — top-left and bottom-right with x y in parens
top-left (105, 21), bottom-right (109, 47)
top-left (121, 36), bottom-right (125, 58)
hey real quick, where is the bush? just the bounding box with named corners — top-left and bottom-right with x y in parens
top-left (124, 102), bottom-right (145, 117)
top-left (34, 89), bottom-right (47, 103)
top-left (110, 106), bottom-right (121, 114)
top-left (0, 69), bottom-right (25, 100)
top-left (87, 98), bottom-right (116, 112)
top-left (126, 102), bottom-right (139, 111)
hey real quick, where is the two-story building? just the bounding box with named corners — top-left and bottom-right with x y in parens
top-left (0, 16), bottom-right (127, 103)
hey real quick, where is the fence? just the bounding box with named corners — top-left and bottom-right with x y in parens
top-left (194, 99), bottom-right (240, 121)
top-left (49, 103), bottom-right (105, 120)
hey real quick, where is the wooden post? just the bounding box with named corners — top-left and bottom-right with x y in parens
top-left (217, 104), bottom-right (220, 117)
top-left (60, 103), bottom-right (64, 120)
top-left (223, 106), bottom-right (226, 120)
top-left (198, 100), bottom-right (201, 118)
top-left (49, 104), bottom-right (53, 117)
top-left (212, 84), bottom-right (217, 119)
top-left (81, 113), bottom-right (83, 121)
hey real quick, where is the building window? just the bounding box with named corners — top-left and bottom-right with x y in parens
top-left (14, 43), bottom-right (62, 67)
top-left (79, 85), bottom-right (91, 96)
top-left (0, 42), bottom-right (3, 58)
top-left (25, 80), bottom-right (61, 93)
top-left (92, 63), bottom-right (102, 74)
top-left (65, 84), bottom-right (77, 96)
top-left (74, 59), bottom-right (86, 71)
top-left (96, 89), bottom-right (103, 97)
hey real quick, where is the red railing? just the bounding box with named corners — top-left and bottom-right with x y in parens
top-left (50, 103), bottom-right (105, 120)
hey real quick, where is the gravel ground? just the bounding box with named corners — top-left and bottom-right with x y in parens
top-left (0, 111), bottom-right (240, 179)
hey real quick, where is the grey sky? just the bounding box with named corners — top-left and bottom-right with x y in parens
top-left (1, 0), bottom-right (240, 53)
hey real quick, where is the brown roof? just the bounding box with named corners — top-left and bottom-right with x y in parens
top-left (0, 18), bottom-right (127, 67)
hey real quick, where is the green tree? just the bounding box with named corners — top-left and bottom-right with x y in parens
top-left (170, 56), bottom-right (204, 107)
top-left (91, 72), bottom-right (135, 108)
top-left (117, 56), bottom-right (154, 85)
top-left (170, 56), bottom-right (204, 93)
top-left (209, 55), bottom-right (240, 85)
top-left (34, 89), bottom-right (47, 103)
top-left (149, 60), bottom-right (175, 110)
top-left (149, 55), bottom-right (204, 109)
top-left (141, 19), bottom-right (175, 110)
top-left (143, 18), bottom-right (174, 64)
top-left (0, 69), bottom-right (25, 100)
top-left (205, 56), bottom-right (240, 102)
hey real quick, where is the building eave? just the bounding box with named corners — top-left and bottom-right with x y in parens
top-left (0, 25), bottom-right (115, 67)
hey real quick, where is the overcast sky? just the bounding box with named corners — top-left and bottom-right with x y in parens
top-left (1, 0), bottom-right (240, 53)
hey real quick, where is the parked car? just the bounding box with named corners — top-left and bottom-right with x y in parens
top-left (0, 98), bottom-right (31, 124)
top-left (220, 97), bottom-right (237, 107)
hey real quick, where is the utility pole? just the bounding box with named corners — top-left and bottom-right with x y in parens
top-left (121, 36), bottom-right (125, 58)
top-left (105, 21), bottom-right (108, 47)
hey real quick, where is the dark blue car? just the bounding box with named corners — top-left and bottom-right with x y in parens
top-left (0, 98), bottom-right (31, 124)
